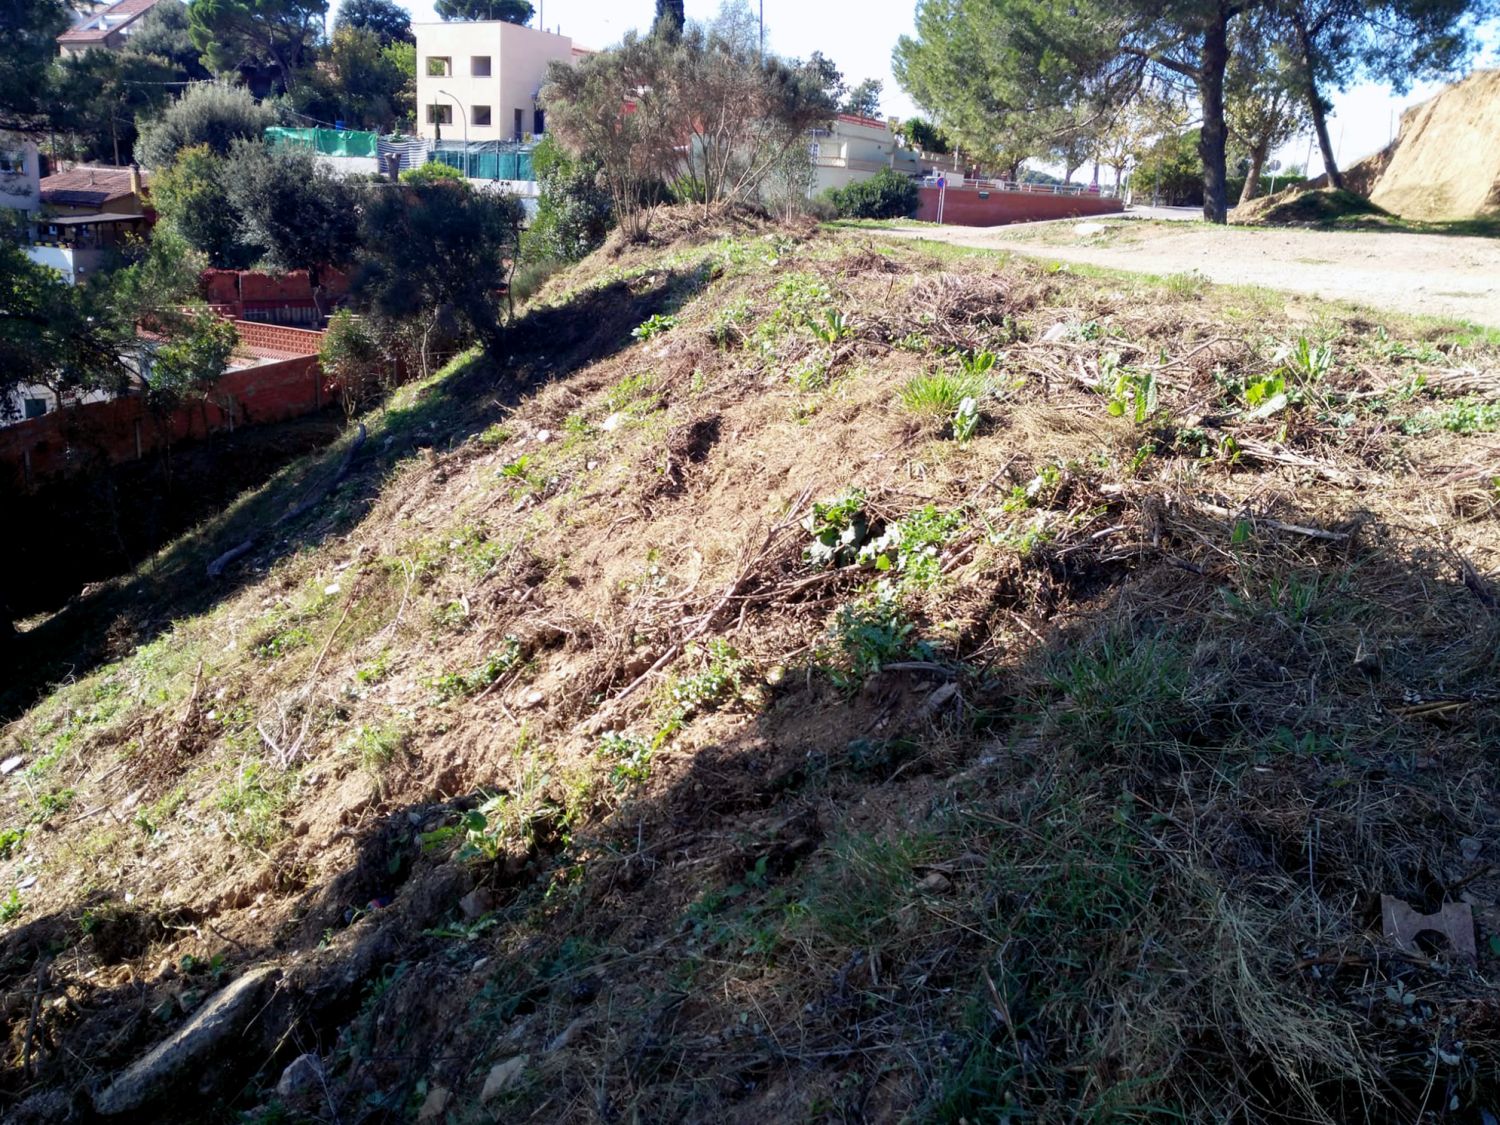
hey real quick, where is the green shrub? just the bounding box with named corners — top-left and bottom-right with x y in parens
top-left (400, 160), bottom-right (465, 185)
top-left (825, 169), bottom-right (920, 220)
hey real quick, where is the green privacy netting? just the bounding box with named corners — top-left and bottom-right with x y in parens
top-left (430, 148), bottom-right (535, 182)
top-left (265, 127), bottom-right (379, 158)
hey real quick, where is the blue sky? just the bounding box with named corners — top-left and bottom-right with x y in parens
top-left (385, 0), bottom-right (1500, 177)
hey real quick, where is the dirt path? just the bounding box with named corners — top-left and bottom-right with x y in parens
top-left (877, 218), bottom-right (1500, 328)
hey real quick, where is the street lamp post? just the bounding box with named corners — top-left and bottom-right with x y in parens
top-left (436, 88), bottom-right (469, 179)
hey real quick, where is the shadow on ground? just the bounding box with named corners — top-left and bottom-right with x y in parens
top-left (4, 486), bottom-right (1498, 1123)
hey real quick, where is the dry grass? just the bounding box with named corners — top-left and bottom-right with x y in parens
top-left (1, 214), bottom-right (1499, 1123)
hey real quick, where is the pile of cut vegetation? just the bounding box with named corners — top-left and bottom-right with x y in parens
top-left (3, 213), bottom-right (1500, 1123)
top-left (1232, 185), bottom-right (1389, 226)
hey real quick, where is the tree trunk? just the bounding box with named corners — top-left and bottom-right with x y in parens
top-left (1239, 140), bottom-right (1268, 205)
top-left (1292, 9), bottom-right (1342, 190)
top-left (1197, 11), bottom-right (1231, 224)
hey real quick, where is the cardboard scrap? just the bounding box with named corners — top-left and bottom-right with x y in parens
top-left (1380, 894), bottom-right (1477, 959)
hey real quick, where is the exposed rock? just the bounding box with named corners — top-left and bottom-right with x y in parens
top-left (94, 966), bottom-right (280, 1116)
top-left (480, 1055), bottom-right (529, 1101)
top-left (416, 1085), bottom-right (452, 1122)
top-left (275, 1053), bottom-right (323, 1099)
top-left (916, 871), bottom-right (952, 895)
top-left (547, 1016), bottom-right (591, 1053)
top-left (459, 887), bottom-right (493, 920)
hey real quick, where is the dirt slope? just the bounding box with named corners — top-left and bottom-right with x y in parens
top-left (1371, 69), bottom-right (1500, 220)
top-left (2, 214), bottom-right (1500, 1124)
top-left (1235, 69), bottom-right (1500, 224)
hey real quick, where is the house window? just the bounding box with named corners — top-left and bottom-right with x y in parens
top-left (533, 108), bottom-right (545, 135)
top-left (513, 108), bottom-right (523, 139)
top-left (426, 104), bottom-right (453, 126)
top-left (426, 56), bottom-right (452, 77)
top-left (471, 55), bottom-right (491, 76)
top-left (472, 105), bottom-right (492, 127)
top-left (23, 398), bottom-right (48, 419)
top-left (0, 150), bottom-right (24, 174)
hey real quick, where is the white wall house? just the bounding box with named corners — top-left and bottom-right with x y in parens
top-left (809, 114), bottom-right (902, 193)
top-left (413, 21), bottom-right (582, 143)
top-left (0, 137), bottom-right (41, 212)
top-left (809, 114), bottom-right (966, 195)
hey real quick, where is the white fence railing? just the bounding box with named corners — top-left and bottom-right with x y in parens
top-left (922, 175), bottom-right (1121, 199)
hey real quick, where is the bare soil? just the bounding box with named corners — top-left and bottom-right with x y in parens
top-left (879, 217), bottom-right (1500, 328)
top-left (2, 211), bottom-right (1499, 1124)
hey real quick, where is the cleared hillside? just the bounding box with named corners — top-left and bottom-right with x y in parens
top-left (2, 213), bottom-right (1500, 1123)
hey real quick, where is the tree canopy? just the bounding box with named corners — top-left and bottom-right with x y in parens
top-left (134, 82), bottom-right (276, 169)
top-left (653, 0), bottom-right (685, 40)
top-left (895, 0), bottom-right (1490, 221)
top-left (51, 48), bottom-right (176, 165)
top-left (433, 0), bottom-right (532, 22)
top-left (0, 0), bottom-right (69, 130)
top-left (185, 0), bottom-right (327, 92)
top-left (543, 15), bottom-right (836, 233)
top-left (841, 78), bottom-right (884, 119)
top-left (355, 177), bottom-right (523, 353)
top-left (334, 0), bottom-right (412, 44)
top-left (122, 0), bottom-right (212, 79)
top-left (222, 140), bottom-right (363, 290)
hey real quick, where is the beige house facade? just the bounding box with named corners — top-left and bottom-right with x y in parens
top-left (810, 114), bottom-right (965, 194)
top-left (413, 21), bottom-right (582, 143)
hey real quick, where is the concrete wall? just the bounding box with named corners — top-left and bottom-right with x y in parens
top-left (23, 245), bottom-right (106, 285)
top-left (915, 185), bottom-right (1123, 226)
top-left (414, 21), bottom-right (573, 142)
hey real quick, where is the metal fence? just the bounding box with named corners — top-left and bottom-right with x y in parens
top-left (430, 142), bottom-right (536, 183)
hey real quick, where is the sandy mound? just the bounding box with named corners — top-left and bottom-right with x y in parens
top-left (1371, 68), bottom-right (1500, 220)
top-left (1236, 68), bottom-right (1500, 224)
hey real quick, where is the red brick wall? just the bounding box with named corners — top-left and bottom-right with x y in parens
top-left (0, 355), bottom-right (330, 490)
top-left (915, 186), bottom-right (1123, 226)
top-left (199, 269), bottom-right (353, 319)
top-left (233, 320), bottom-right (325, 358)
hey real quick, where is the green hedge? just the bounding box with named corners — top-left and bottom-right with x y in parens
top-left (825, 168), bottom-right (919, 220)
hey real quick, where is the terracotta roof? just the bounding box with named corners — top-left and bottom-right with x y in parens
top-left (57, 0), bottom-right (161, 44)
top-left (39, 165), bottom-right (148, 209)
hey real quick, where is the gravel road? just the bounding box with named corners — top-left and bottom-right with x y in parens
top-left (877, 217), bottom-right (1500, 328)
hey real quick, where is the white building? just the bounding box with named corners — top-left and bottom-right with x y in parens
top-left (809, 114), bottom-right (965, 195)
top-left (413, 21), bottom-right (585, 143)
top-left (0, 136), bottom-right (42, 212)
top-left (56, 0), bottom-right (163, 57)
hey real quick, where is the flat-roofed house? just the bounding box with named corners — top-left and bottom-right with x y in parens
top-left (414, 20), bottom-right (584, 143)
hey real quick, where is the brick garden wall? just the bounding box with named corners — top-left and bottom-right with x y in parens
top-left (915, 186), bottom-right (1123, 226)
top-left (0, 354), bottom-right (328, 490)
